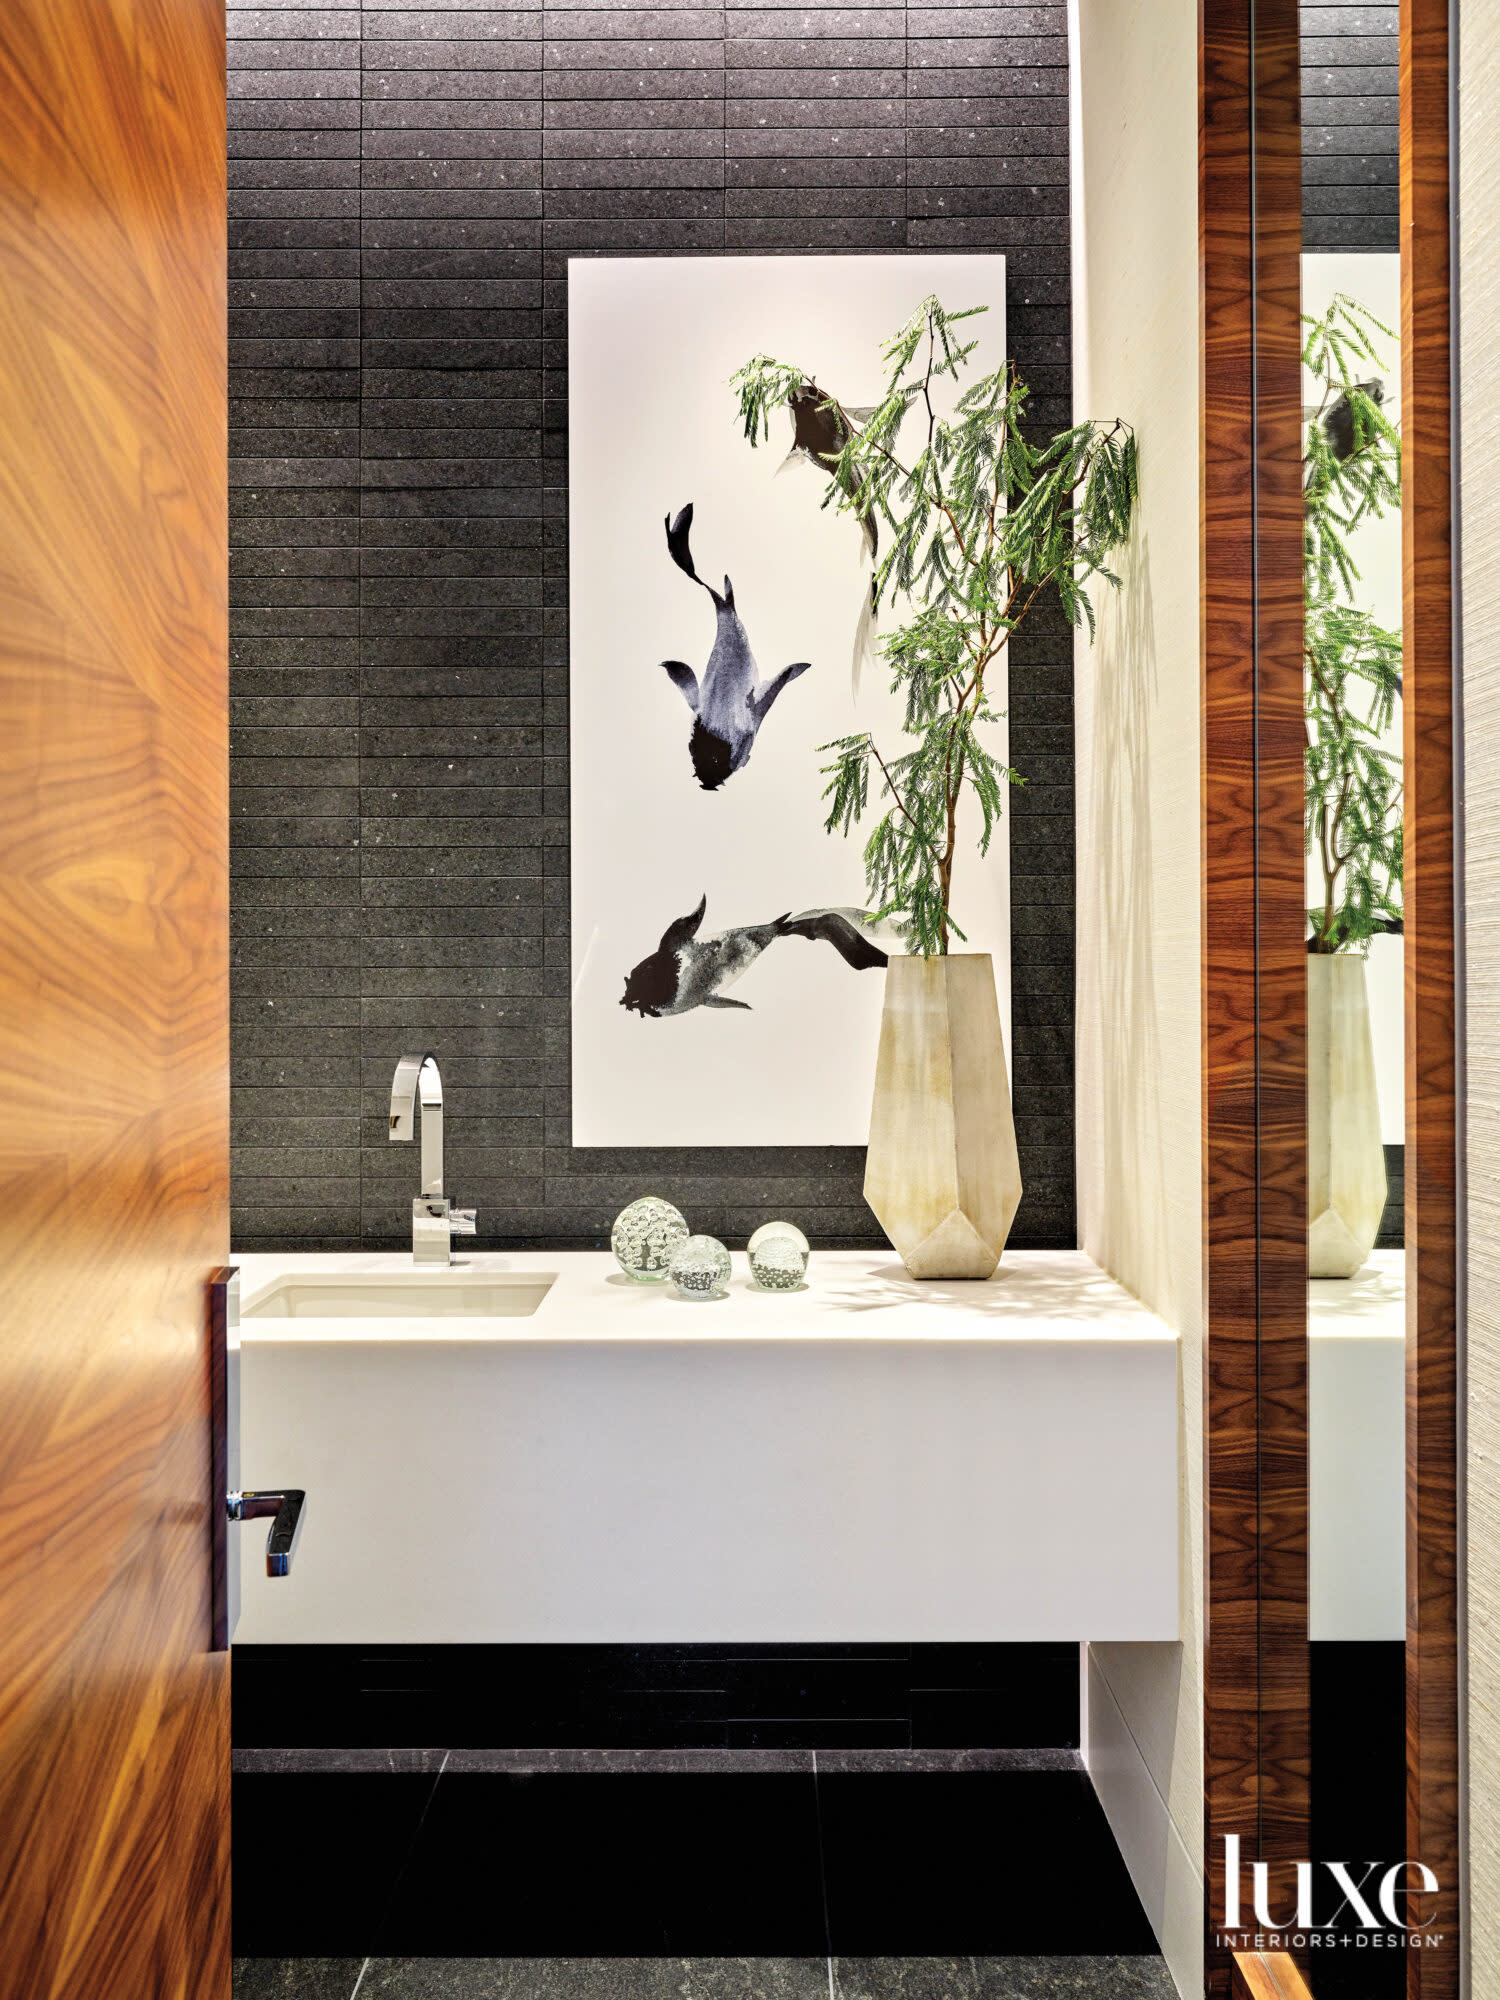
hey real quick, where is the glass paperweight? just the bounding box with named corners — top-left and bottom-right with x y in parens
top-left (748, 1221), bottom-right (810, 1291)
top-left (668, 1233), bottom-right (732, 1301)
top-left (747, 1220), bottom-right (809, 1256)
top-left (611, 1195), bottom-right (690, 1282)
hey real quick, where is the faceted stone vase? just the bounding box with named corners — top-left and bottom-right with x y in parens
top-left (1308, 952), bottom-right (1388, 1278)
top-left (864, 954), bottom-right (1022, 1281)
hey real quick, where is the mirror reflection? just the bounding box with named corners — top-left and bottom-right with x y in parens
top-left (1301, 1), bottom-right (1406, 1982)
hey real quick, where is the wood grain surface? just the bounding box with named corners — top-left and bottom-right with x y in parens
top-left (1232, 1951), bottom-right (1316, 2000)
top-left (1200, 2), bottom-right (1309, 1991)
top-left (1400, 0), bottom-right (1460, 1990)
top-left (0, 3), bottom-right (229, 1997)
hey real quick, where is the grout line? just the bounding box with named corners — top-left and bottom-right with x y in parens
top-left (364, 1749), bottom-right (449, 1966)
top-left (811, 1748), bottom-right (835, 1967)
top-left (349, 1959), bottom-right (371, 2000)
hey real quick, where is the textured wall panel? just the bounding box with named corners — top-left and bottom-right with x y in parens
top-left (1071, 0), bottom-right (1205, 1988)
top-left (1459, 4), bottom-right (1499, 1991)
top-left (228, 0), bottom-right (1075, 1251)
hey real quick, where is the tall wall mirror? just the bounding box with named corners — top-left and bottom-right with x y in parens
top-left (1217, 0), bottom-right (1459, 1995)
top-left (1300, 0), bottom-right (1407, 1986)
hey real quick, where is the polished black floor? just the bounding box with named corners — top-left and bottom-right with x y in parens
top-left (232, 1957), bottom-right (1179, 1999)
top-left (232, 1769), bottom-right (1161, 1965)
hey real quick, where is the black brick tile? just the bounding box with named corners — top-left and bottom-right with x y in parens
top-left (227, 0), bottom-right (1076, 1251)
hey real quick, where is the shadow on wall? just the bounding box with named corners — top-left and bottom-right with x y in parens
top-left (1084, 519), bottom-right (1171, 1297)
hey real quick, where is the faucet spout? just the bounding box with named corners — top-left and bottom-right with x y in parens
top-left (389, 1051), bottom-right (444, 1196)
top-left (389, 1053), bottom-right (475, 1263)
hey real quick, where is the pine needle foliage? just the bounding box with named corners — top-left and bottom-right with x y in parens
top-left (732, 296), bottom-right (1137, 957)
top-left (1302, 293), bottom-right (1404, 954)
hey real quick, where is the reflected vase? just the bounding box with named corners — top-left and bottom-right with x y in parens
top-left (1308, 952), bottom-right (1388, 1278)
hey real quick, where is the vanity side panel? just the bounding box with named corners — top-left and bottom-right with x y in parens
top-left (1071, 0), bottom-right (1205, 1989)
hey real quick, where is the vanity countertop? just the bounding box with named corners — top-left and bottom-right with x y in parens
top-left (231, 1246), bottom-right (1182, 1645)
top-left (233, 1245), bottom-right (1180, 1346)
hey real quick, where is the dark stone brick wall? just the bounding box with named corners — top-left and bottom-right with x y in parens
top-left (228, 0), bottom-right (1074, 1252)
top-left (1302, 1), bottom-right (1398, 251)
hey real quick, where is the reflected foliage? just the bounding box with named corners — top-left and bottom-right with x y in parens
top-left (1303, 294), bottom-right (1404, 954)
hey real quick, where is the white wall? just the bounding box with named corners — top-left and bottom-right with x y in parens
top-left (1070, 0), bottom-right (1204, 1990)
top-left (1459, 3), bottom-right (1500, 1989)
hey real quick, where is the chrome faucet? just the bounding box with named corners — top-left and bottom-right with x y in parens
top-left (388, 1052), bottom-right (477, 1265)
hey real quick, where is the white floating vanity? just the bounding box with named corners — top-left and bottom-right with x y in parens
top-left (1309, 1249), bottom-right (1406, 1641)
top-left (233, 1248), bottom-right (1180, 1646)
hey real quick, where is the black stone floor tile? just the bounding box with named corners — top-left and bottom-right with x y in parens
top-left (817, 1776), bottom-right (1159, 1957)
top-left (833, 1958), bottom-right (981, 2000)
top-left (374, 1775), bottom-right (829, 1957)
top-left (232, 1774), bottom-right (440, 1957)
top-left (445, 1748), bottom-right (814, 1775)
top-left (233, 1960), bottom-right (1180, 2000)
top-left (832, 1962), bottom-right (1181, 1999)
top-left (358, 1958), bottom-right (830, 1998)
top-left (235, 1748), bottom-right (447, 1775)
top-left (232, 1960), bottom-right (364, 2000)
top-left (973, 1960), bottom-right (1178, 1998)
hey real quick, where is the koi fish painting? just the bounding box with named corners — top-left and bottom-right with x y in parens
top-left (568, 253), bottom-right (1010, 1145)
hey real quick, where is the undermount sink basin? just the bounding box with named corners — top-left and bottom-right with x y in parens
top-left (244, 1271), bottom-right (557, 1321)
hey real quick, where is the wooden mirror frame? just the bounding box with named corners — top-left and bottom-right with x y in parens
top-left (1199, 0), bottom-right (1459, 1994)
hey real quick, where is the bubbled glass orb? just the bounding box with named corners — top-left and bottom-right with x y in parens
top-left (747, 1220), bottom-right (809, 1257)
top-left (611, 1195), bottom-right (690, 1282)
top-left (668, 1233), bottom-right (732, 1301)
top-left (748, 1222), bottom-right (809, 1291)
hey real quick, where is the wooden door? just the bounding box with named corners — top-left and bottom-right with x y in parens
top-left (0, 3), bottom-right (230, 1997)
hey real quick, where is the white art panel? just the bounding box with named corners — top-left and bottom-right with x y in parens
top-left (569, 254), bottom-right (1010, 1146)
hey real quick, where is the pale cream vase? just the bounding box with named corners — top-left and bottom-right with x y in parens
top-left (864, 953), bottom-right (1023, 1280)
top-left (1307, 951), bottom-right (1388, 1278)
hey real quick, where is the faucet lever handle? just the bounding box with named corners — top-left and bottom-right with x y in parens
top-left (228, 1488), bottom-right (307, 1578)
top-left (449, 1207), bottom-right (477, 1236)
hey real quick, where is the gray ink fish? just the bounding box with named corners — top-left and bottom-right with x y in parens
top-left (620, 894), bottom-right (888, 1018)
top-left (660, 504), bottom-right (811, 792)
top-left (777, 381), bottom-right (881, 694)
top-left (1322, 378), bottom-right (1385, 461)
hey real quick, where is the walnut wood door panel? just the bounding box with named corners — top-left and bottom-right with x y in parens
top-left (1401, 0), bottom-right (1460, 1989)
top-left (0, 4), bottom-right (229, 1998)
top-left (1201, 3), bottom-right (1309, 1992)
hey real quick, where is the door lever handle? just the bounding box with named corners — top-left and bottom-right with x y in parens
top-left (228, 1489), bottom-right (307, 1577)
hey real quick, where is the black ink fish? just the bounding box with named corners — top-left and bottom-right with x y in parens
top-left (784, 383), bottom-right (880, 565)
top-left (660, 504), bottom-right (811, 792)
top-left (1323, 378), bottom-right (1385, 462)
top-left (777, 381), bottom-right (880, 693)
top-left (620, 894), bottom-right (888, 1018)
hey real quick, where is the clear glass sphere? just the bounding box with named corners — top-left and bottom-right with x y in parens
top-left (611, 1195), bottom-right (690, 1282)
top-left (668, 1233), bottom-right (732, 1301)
top-left (749, 1225), bottom-right (809, 1291)
top-left (747, 1220), bottom-right (810, 1257)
